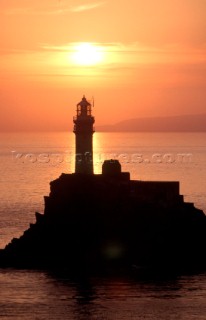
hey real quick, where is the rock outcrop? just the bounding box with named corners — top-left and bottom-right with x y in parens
top-left (0, 160), bottom-right (206, 274)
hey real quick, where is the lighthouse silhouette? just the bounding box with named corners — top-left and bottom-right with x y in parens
top-left (73, 96), bottom-right (95, 174)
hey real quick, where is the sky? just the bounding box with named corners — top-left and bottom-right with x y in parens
top-left (0, 0), bottom-right (206, 131)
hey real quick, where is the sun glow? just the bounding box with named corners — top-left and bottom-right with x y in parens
top-left (71, 43), bottom-right (104, 66)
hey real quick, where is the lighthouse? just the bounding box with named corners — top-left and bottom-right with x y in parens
top-left (73, 96), bottom-right (95, 174)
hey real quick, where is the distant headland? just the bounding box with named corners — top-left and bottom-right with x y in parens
top-left (1, 113), bottom-right (206, 133)
top-left (97, 113), bottom-right (206, 132)
top-left (0, 96), bottom-right (206, 275)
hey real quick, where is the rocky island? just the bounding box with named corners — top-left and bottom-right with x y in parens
top-left (0, 96), bottom-right (206, 274)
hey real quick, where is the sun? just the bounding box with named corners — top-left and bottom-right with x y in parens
top-left (71, 43), bottom-right (104, 66)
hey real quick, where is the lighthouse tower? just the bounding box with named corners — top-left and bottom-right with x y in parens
top-left (73, 96), bottom-right (95, 174)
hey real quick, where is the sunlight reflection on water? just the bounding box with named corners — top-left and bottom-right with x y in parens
top-left (1, 269), bottom-right (206, 319)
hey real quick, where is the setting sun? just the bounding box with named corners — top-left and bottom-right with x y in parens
top-left (71, 43), bottom-right (104, 66)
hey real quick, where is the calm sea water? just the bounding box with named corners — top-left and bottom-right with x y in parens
top-left (0, 131), bottom-right (206, 319)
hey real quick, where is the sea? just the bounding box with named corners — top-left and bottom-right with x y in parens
top-left (0, 131), bottom-right (206, 319)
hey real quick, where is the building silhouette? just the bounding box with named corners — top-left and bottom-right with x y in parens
top-left (73, 96), bottom-right (95, 174)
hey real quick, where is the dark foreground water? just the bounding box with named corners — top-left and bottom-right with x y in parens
top-left (1, 269), bottom-right (206, 320)
top-left (0, 132), bottom-right (206, 318)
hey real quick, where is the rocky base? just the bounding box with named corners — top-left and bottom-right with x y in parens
top-left (1, 170), bottom-right (206, 275)
top-left (0, 200), bottom-right (206, 274)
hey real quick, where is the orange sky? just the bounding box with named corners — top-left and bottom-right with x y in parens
top-left (0, 0), bottom-right (206, 131)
